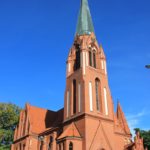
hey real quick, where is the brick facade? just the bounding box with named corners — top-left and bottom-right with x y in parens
top-left (11, 0), bottom-right (145, 149)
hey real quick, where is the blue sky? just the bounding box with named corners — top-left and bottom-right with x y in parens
top-left (0, 0), bottom-right (150, 134)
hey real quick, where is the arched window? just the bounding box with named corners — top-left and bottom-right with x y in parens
top-left (73, 79), bottom-right (76, 114)
top-left (93, 51), bottom-right (96, 68)
top-left (89, 51), bottom-right (92, 66)
top-left (48, 136), bottom-right (53, 150)
top-left (59, 144), bottom-right (61, 150)
top-left (40, 141), bottom-right (43, 150)
top-left (95, 78), bottom-right (100, 111)
top-left (69, 142), bottom-right (73, 150)
top-left (74, 44), bottom-right (80, 71)
top-left (67, 90), bottom-right (70, 118)
top-left (63, 142), bottom-right (65, 150)
top-left (89, 50), bottom-right (96, 68)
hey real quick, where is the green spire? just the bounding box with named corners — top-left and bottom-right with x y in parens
top-left (76, 0), bottom-right (95, 35)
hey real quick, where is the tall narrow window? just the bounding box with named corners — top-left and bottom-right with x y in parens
top-left (48, 136), bottom-right (53, 150)
top-left (89, 51), bottom-right (92, 66)
top-left (93, 52), bottom-right (96, 68)
top-left (59, 144), bottom-right (61, 150)
top-left (40, 141), bottom-right (43, 150)
top-left (104, 88), bottom-right (108, 115)
top-left (74, 44), bottom-right (80, 71)
top-left (95, 78), bottom-right (100, 111)
top-left (69, 142), bottom-right (73, 150)
top-left (67, 90), bottom-right (70, 117)
top-left (78, 83), bottom-right (81, 112)
top-left (19, 144), bottom-right (21, 150)
top-left (23, 144), bottom-right (26, 150)
top-left (89, 82), bottom-right (93, 111)
top-left (89, 50), bottom-right (96, 68)
top-left (63, 143), bottom-right (65, 150)
top-left (75, 50), bottom-right (80, 70)
top-left (73, 80), bottom-right (76, 114)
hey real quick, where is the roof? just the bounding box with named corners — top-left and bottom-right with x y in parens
top-left (76, 0), bottom-right (95, 35)
top-left (116, 102), bottom-right (131, 135)
top-left (26, 103), bottom-right (64, 134)
top-left (58, 122), bottom-right (81, 139)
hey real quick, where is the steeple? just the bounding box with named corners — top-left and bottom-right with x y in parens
top-left (76, 0), bottom-right (95, 35)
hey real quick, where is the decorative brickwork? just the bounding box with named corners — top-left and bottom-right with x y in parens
top-left (11, 0), bottom-right (145, 149)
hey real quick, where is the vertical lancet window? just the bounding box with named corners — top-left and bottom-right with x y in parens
top-left (48, 136), bottom-right (53, 150)
top-left (69, 142), bottom-right (73, 150)
top-left (74, 44), bottom-right (80, 71)
top-left (93, 52), bottom-right (96, 68)
top-left (89, 49), bottom-right (96, 68)
top-left (89, 81), bottom-right (93, 111)
top-left (89, 51), bottom-right (92, 66)
top-left (67, 90), bottom-right (70, 118)
top-left (78, 83), bottom-right (81, 112)
top-left (95, 78), bottom-right (100, 111)
top-left (73, 80), bottom-right (76, 114)
top-left (104, 87), bottom-right (108, 115)
top-left (59, 144), bottom-right (61, 150)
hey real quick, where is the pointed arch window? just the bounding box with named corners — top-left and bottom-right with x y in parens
top-left (59, 144), bottom-right (61, 150)
top-left (89, 49), bottom-right (96, 68)
top-left (69, 142), bottom-right (73, 150)
top-left (40, 141), bottom-right (43, 150)
top-left (89, 51), bottom-right (92, 66)
top-left (93, 52), bottom-right (96, 68)
top-left (95, 78), bottom-right (100, 111)
top-left (48, 136), bottom-right (53, 150)
top-left (74, 44), bottom-right (80, 71)
top-left (73, 79), bottom-right (76, 114)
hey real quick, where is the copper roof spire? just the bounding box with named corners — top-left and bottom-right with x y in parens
top-left (76, 0), bottom-right (95, 35)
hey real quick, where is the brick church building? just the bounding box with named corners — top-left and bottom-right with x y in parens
top-left (11, 0), bottom-right (145, 149)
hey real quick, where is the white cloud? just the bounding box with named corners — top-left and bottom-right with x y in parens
top-left (126, 110), bottom-right (148, 137)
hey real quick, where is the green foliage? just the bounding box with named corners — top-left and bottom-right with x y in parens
top-left (0, 103), bottom-right (21, 148)
top-left (134, 128), bottom-right (150, 149)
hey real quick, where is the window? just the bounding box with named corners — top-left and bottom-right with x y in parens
top-left (74, 44), bottom-right (80, 71)
top-left (40, 141), bottom-right (43, 150)
top-left (89, 82), bottom-right (93, 111)
top-left (95, 78), bottom-right (100, 111)
top-left (67, 90), bottom-right (70, 117)
top-left (69, 142), bottom-right (73, 150)
top-left (59, 144), bottom-right (61, 150)
top-left (48, 136), bottom-right (53, 150)
top-left (93, 52), bottom-right (96, 68)
top-left (89, 51), bottom-right (92, 66)
top-left (78, 83), bottom-right (81, 112)
top-left (104, 88), bottom-right (108, 115)
top-left (63, 142), bottom-right (65, 150)
top-left (89, 50), bottom-right (96, 68)
top-left (23, 144), bottom-right (26, 150)
top-left (73, 80), bottom-right (76, 114)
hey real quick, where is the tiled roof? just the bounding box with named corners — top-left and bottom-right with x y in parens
top-left (26, 103), bottom-right (63, 134)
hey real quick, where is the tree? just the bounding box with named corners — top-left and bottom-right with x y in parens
top-left (134, 128), bottom-right (150, 149)
top-left (0, 103), bottom-right (21, 149)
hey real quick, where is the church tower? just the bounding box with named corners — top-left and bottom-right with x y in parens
top-left (64, 0), bottom-right (113, 121)
top-left (62, 0), bottom-right (132, 149)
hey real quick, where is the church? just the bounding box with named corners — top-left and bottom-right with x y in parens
top-left (11, 0), bottom-right (145, 149)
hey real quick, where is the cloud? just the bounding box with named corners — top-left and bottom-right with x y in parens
top-left (126, 110), bottom-right (148, 137)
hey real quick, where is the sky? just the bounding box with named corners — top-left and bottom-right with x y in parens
top-left (0, 0), bottom-right (150, 134)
